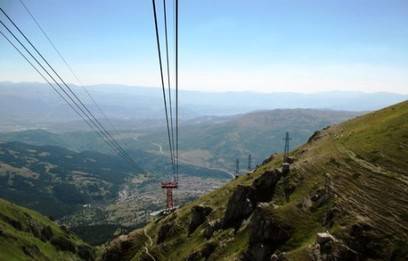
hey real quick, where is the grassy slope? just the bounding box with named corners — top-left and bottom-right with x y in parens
top-left (105, 101), bottom-right (408, 260)
top-left (0, 198), bottom-right (92, 260)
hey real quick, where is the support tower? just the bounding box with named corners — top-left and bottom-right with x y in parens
top-left (161, 180), bottom-right (178, 210)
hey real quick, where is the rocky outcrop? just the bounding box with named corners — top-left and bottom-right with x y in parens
top-left (270, 251), bottom-right (288, 261)
top-left (188, 205), bottom-right (213, 235)
top-left (242, 207), bottom-right (292, 261)
top-left (222, 169), bottom-right (282, 229)
top-left (311, 232), bottom-right (359, 261)
top-left (222, 185), bottom-right (256, 229)
top-left (252, 169), bottom-right (282, 203)
top-left (203, 220), bottom-right (222, 239)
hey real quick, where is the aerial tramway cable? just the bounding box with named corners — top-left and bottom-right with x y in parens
top-left (163, 0), bottom-right (175, 162)
top-left (0, 8), bottom-right (134, 165)
top-left (174, 0), bottom-right (179, 181)
top-left (0, 29), bottom-right (131, 163)
top-left (0, 29), bottom-right (130, 160)
top-left (0, 20), bottom-right (132, 165)
top-left (17, 0), bottom-right (119, 136)
top-left (0, 9), bottom-right (136, 167)
top-left (151, 0), bottom-right (176, 176)
top-left (151, 0), bottom-right (180, 209)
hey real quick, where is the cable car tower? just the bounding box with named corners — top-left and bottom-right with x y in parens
top-left (282, 132), bottom-right (291, 174)
top-left (161, 179), bottom-right (178, 210)
top-left (151, 0), bottom-right (180, 210)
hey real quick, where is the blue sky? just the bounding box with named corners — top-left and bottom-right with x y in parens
top-left (0, 0), bottom-right (407, 93)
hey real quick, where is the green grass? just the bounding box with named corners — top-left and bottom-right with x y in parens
top-left (0, 198), bottom-right (91, 260)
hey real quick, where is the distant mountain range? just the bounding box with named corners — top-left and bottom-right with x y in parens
top-left (128, 108), bottom-right (360, 170)
top-left (0, 108), bottom-right (360, 172)
top-left (0, 81), bottom-right (406, 131)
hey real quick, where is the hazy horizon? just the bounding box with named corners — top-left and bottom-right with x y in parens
top-left (2, 80), bottom-right (408, 96)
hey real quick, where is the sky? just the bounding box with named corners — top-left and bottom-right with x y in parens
top-left (0, 0), bottom-right (407, 94)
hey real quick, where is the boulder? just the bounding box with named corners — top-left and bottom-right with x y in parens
top-left (243, 207), bottom-right (291, 261)
top-left (270, 251), bottom-right (287, 261)
top-left (310, 188), bottom-right (329, 210)
top-left (188, 205), bottom-right (213, 235)
top-left (311, 232), bottom-right (359, 261)
top-left (222, 185), bottom-right (256, 229)
top-left (316, 232), bottom-right (336, 245)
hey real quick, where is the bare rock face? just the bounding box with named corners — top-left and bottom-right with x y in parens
top-left (222, 185), bottom-right (256, 229)
top-left (252, 169), bottom-right (282, 203)
top-left (242, 207), bottom-right (292, 261)
top-left (222, 169), bottom-right (282, 230)
top-left (188, 205), bottom-right (213, 235)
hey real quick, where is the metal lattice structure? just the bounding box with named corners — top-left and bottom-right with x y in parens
top-left (235, 158), bottom-right (240, 177)
top-left (283, 132), bottom-right (291, 163)
top-left (161, 180), bottom-right (178, 209)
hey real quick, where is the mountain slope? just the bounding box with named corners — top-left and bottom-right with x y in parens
top-left (0, 198), bottom-right (94, 260)
top-left (126, 109), bottom-right (360, 170)
top-left (104, 100), bottom-right (408, 260)
top-left (0, 141), bottom-right (142, 219)
top-left (0, 141), bottom-right (230, 245)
